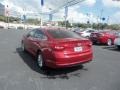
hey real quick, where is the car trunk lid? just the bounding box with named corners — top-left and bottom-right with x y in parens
top-left (52, 38), bottom-right (92, 55)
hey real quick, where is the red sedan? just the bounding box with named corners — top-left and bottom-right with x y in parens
top-left (21, 28), bottom-right (93, 69)
top-left (90, 30), bottom-right (117, 46)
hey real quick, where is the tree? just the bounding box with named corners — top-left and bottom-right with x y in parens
top-left (26, 18), bottom-right (41, 25)
top-left (58, 21), bottom-right (72, 28)
top-left (108, 24), bottom-right (120, 30)
top-left (0, 15), bottom-right (6, 22)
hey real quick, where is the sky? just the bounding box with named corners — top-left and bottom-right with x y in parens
top-left (0, 0), bottom-right (120, 24)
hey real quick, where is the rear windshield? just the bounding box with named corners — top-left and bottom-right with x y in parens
top-left (48, 30), bottom-right (81, 39)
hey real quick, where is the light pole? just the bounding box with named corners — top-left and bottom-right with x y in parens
top-left (100, 9), bottom-right (104, 23)
top-left (107, 16), bottom-right (110, 24)
top-left (6, 5), bottom-right (9, 28)
top-left (98, 9), bottom-right (104, 30)
top-left (40, 8), bottom-right (42, 27)
top-left (64, 6), bottom-right (68, 29)
top-left (49, 8), bottom-right (53, 22)
top-left (86, 13), bottom-right (90, 28)
top-left (64, 16), bottom-right (67, 28)
top-left (23, 8), bottom-right (26, 30)
top-left (40, 0), bottom-right (44, 27)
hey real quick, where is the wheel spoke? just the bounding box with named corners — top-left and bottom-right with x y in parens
top-left (108, 39), bottom-right (112, 46)
top-left (37, 54), bottom-right (43, 68)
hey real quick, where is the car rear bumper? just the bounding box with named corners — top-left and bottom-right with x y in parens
top-left (46, 51), bottom-right (93, 68)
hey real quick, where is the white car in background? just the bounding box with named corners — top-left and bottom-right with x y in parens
top-left (80, 29), bottom-right (95, 38)
top-left (114, 32), bottom-right (120, 49)
top-left (8, 26), bottom-right (16, 29)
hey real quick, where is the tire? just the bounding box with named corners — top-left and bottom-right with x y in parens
top-left (117, 46), bottom-right (120, 49)
top-left (36, 52), bottom-right (45, 69)
top-left (96, 41), bottom-right (100, 45)
top-left (107, 39), bottom-right (112, 46)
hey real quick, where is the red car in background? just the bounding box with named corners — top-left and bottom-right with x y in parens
top-left (90, 30), bottom-right (117, 46)
top-left (21, 28), bottom-right (93, 69)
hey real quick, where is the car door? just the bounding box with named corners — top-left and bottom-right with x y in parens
top-left (29, 30), bottom-right (48, 56)
top-left (24, 30), bottom-right (36, 54)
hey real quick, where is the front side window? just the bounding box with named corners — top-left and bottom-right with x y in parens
top-left (88, 30), bottom-right (94, 33)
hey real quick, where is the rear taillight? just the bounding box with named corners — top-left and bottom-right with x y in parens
top-left (54, 45), bottom-right (65, 50)
top-left (87, 42), bottom-right (92, 47)
top-left (49, 41), bottom-right (65, 51)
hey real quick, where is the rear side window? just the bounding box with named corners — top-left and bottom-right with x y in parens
top-left (88, 30), bottom-right (95, 33)
top-left (27, 30), bottom-right (36, 37)
top-left (34, 30), bottom-right (47, 39)
top-left (48, 30), bottom-right (81, 39)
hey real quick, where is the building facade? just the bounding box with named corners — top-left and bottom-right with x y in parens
top-left (0, 3), bottom-right (5, 16)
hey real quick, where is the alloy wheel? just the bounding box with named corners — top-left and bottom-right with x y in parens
top-left (107, 39), bottom-right (112, 46)
top-left (37, 53), bottom-right (43, 68)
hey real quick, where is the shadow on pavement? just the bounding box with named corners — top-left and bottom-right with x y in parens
top-left (93, 43), bottom-right (106, 46)
top-left (102, 46), bottom-right (120, 52)
top-left (16, 47), bottom-right (88, 79)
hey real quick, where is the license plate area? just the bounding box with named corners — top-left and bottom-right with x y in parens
top-left (74, 47), bottom-right (83, 52)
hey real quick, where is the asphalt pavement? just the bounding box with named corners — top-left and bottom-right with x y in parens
top-left (0, 29), bottom-right (120, 90)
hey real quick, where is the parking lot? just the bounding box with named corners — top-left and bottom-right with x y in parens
top-left (0, 29), bottom-right (120, 90)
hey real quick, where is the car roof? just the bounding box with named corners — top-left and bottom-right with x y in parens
top-left (37, 27), bottom-right (67, 32)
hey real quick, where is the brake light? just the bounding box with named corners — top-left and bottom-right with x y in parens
top-left (87, 42), bottom-right (92, 47)
top-left (49, 41), bottom-right (65, 51)
top-left (90, 42), bottom-right (92, 46)
top-left (54, 46), bottom-right (65, 50)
